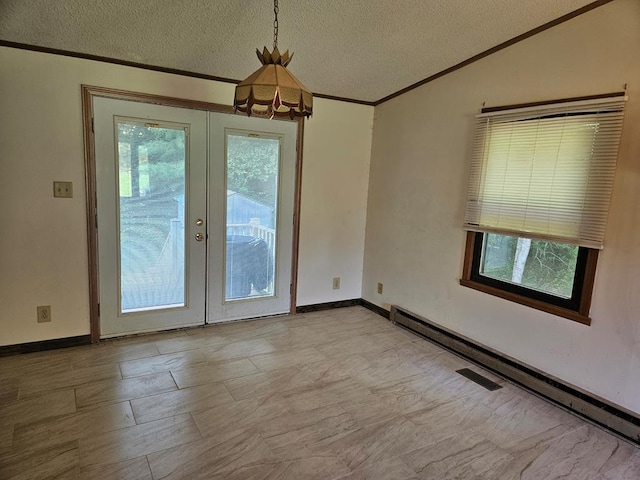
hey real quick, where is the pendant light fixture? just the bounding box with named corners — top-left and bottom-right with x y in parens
top-left (234, 0), bottom-right (313, 119)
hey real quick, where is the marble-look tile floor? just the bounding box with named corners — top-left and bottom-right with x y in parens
top-left (1, 306), bottom-right (638, 479)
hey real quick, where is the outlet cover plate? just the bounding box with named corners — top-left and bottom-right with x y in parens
top-left (37, 305), bottom-right (52, 323)
top-left (53, 181), bottom-right (73, 198)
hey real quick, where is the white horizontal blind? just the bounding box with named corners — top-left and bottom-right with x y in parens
top-left (464, 96), bottom-right (626, 249)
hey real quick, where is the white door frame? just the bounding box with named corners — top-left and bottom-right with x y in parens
top-left (207, 113), bottom-right (298, 324)
top-left (82, 85), bottom-right (304, 342)
top-left (93, 98), bottom-right (208, 337)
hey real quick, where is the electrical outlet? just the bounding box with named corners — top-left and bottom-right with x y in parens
top-left (377, 283), bottom-right (383, 294)
top-left (37, 305), bottom-right (51, 323)
top-left (53, 181), bottom-right (73, 198)
top-left (332, 277), bottom-right (341, 290)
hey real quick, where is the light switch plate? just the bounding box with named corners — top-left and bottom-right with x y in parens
top-left (53, 181), bottom-right (73, 198)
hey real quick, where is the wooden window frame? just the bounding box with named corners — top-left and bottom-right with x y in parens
top-left (460, 231), bottom-right (598, 325)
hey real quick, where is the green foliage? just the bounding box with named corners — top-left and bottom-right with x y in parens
top-left (483, 234), bottom-right (578, 298)
top-left (522, 240), bottom-right (578, 297)
top-left (118, 124), bottom-right (185, 247)
top-left (117, 123), bottom-right (186, 198)
top-left (483, 233), bottom-right (517, 279)
top-left (118, 125), bottom-right (278, 207)
top-left (226, 135), bottom-right (279, 207)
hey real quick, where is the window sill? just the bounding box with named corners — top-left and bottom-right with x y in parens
top-left (459, 278), bottom-right (591, 326)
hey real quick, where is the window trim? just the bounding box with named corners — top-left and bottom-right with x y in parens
top-left (460, 231), bottom-right (598, 325)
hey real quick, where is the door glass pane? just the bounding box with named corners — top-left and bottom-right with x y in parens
top-left (480, 233), bottom-right (579, 298)
top-left (117, 121), bottom-right (187, 313)
top-left (225, 134), bottom-right (279, 301)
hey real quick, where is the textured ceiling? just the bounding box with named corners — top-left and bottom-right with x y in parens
top-left (0, 0), bottom-right (600, 103)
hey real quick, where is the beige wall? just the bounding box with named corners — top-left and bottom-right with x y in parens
top-left (363, 0), bottom-right (640, 413)
top-left (0, 47), bottom-right (373, 346)
top-left (298, 99), bottom-right (373, 305)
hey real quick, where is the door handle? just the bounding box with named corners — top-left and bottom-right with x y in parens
top-left (195, 232), bottom-right (204, 242)
top-left (195, 218), bottom-right (203, 226)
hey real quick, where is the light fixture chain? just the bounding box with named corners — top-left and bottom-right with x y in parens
top-left (273, 0), bottom-right (279, 49)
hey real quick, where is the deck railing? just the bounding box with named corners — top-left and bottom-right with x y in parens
top-left (227, 218), bottom-right (276, 259)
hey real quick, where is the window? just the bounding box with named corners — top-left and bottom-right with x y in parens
top-left (461, 94), bottom-right (626, 324)
top-left (462, 231), bottom-right (597, 323)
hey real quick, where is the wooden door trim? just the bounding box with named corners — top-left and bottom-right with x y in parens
top-left (289, 119), bottom-right (305, 315)
top-left (82, 85), bottom-right (304, 342)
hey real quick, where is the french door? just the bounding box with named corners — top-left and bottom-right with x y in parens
top-left (208, 114), bottom-right (296, 323)
top-left (93, 96), bottom-right (296, 337)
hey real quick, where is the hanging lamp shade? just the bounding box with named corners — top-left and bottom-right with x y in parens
top-left (234, 46), bottom-right (313, 119)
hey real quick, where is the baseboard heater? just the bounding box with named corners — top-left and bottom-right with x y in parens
top-left (389, 305), bottom-right (640, 446)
